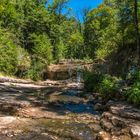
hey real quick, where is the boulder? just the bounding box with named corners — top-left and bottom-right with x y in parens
top-left (94, 103), bottom-right (103, 111)
top-left (46, 62), bottom-right (93, 80)
top-left (100, 119), bottom-right (114, 132)
top-left (130, 125), bottom-right (140, 138)
top-left (109, 102), bottom-right (140, 121)
top-left (96, 131), bottom-right (111, 140)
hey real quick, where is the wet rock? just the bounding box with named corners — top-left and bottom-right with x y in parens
top-left (102, 112), bottom-right (126, 128)
top-left (94, 103), bottom-right (103, 111)
top-left (111, 116), bottom-right (126, 128)
top-left (87, 95), bottom-right (95, 103)
top-left (89, 124), bottom-right (102, 133)
top-left (92, 93), bottom-right (100, 99)
top-left (96, 131), bottom-right (111, 140)
top-left (100, 119), bottom-right (114, 132)
top-left (130, 125), bottom-right (140, 138)
top-left (47, 62), bottom-right (93, 80)
top-left (105, 100), bottom-right (115, 109)
top-left (109, 102), bottom-right (140, 121)
top-left (101, 101), bottom-right (140, 140)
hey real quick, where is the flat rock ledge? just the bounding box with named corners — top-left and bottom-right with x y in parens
top-left (100, 101), bottom-right (140, 140)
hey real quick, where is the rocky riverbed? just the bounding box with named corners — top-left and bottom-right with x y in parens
top-left (0, 76), bottom-right (139, 140)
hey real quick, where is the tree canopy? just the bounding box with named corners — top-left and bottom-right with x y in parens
top-left (0, 0), bottom-right (140, 79)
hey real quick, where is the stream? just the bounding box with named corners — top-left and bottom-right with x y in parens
top-left (0, 76), bottom-right (139, 140)
top-left (0, 79), bottom-right (102, 140)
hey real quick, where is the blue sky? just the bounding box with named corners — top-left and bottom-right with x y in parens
top-left (47, 0), bottom-right (103, 21)
top-left (68, 0), bottom-right (103, 21)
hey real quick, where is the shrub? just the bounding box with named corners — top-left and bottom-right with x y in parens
top-left (24, 33), bottom-right (53, 81)
top-left (99, 74), bottom-right (119, 97)
top-left (31, 33), bottom-right (53, 65)
top-left (125, 82), bottom-right (140, 106)
top-left (123, 67), bottom-right (140, 105)
top-left (83, 71), bottom-right (104, 92)
top-left (16, 47), bottom-right (31, 77)
top-left (25, 58), bottom-right (46, 81)
top-left (84, 71), bottom-right (120, 98)
top-left (55, 40), bottom-right (66, 61)
top-left (0, 29), bottom-right (18, 75)
top-left (129, 68), bottom-right (140, 83)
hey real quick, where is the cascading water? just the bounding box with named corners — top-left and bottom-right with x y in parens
top-left (77, 65), bottom-right (81, 83)
top-left (67, 59), bottom-right (84, 92)
top-left (76, 64), bottom-right (83, 89)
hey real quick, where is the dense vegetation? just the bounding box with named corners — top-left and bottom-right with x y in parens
top-left (0, 0), bottom-right (85, 79)
top-left (0, 0), bottom-right (140, 104)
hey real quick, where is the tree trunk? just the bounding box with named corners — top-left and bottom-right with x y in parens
top-left (134, 0), bottom-right (140, 64)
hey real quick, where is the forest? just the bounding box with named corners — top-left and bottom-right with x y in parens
top-left (0, 0), bottom-right (140, 104)
top-left (0, 0), bottom-right (139, 77)
top-left (0, 0), bottom-right (140, 139)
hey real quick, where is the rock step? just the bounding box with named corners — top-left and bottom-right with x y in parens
top-left (106, 101), bottom-right (140, 121)
top-left (100, 101), bottom-right (140, 139)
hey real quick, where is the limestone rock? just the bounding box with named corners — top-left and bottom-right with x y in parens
top-left (130, 125), bottom-right (140, 138)
top-left (97, 131), bottom-right (111, 140)
top-left (109, 102), bottom-right (140, 121)
top-left (94, 103), bottom-right (103, 111)
top-left (100, 119), bottom-right (114, 132)
top-left (0, 116), bottom-right (17, 129)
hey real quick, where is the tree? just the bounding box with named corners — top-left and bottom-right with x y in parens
top-left (55, 39), bottom-right (66, 61)
top-left (67, 32), bottom-right (84, 59)
top-left (134, 0), bottom-right (140, 63)
top-left (31, 33), bottom-right (53, 65)
top-left (0, 28), bottom-right (18, 75)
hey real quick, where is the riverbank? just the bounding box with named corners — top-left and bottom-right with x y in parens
top-left (0, 76), bottom-right (139, 140)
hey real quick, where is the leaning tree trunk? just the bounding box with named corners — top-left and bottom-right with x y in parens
top-left (134, 0), bottom-right (140, 64)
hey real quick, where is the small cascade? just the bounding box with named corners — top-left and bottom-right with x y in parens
top-left (76, 64), bottom-right (83, 88)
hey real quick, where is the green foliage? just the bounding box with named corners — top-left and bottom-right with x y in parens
top-left (17, 47), bottom-right (31, 71)
top-left (67, 32), bottom-right (84, 59)
top-left (24, 33), bottom-right (53, 80)
top-left (25, 59), bottom-right (45, 81)
top-left (84, 0), bottom-right (140, 62)
top-left (0, 29), bottom-right (18, 75)
top-left (55, 39), bottom-right (66, 61)
top-left (84, 71), bottom-right (119, 98)
top-left (31, 33), bottom-right (53, 65)
top-left (99, 74), bottom-right (119, 95)
top-left (83, 71), bottom-right (104, 92)
top-left (129, 68), bottom-right (140, 83)
top-left (125, 82), bottom-right (140, 106)
top-left (124, 68), bottom-right (140, 106)
top-left (0, 0), bottom-right (85, 80)
top-left (0, 0), bottom-right (139, 83)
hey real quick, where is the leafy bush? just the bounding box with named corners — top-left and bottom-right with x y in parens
top-left (125, 82), bottom-right (140, 106)
top-left (99, 74), bottom-right (119, 97)
top-left (25, 58), bottom-right (46, 81)
top-left (0, 29), bottom-right (18, 75)
top-left (84, 71), bottom-right (120, 98)
top-left (25, 33), bottom-right (53, 81)
top-left (123, 68), bottom-right (140, 105)
top-left (129, 68), bottom-right (140, 83)
top-left (16, 47), bottom-right (31, 77)
top-left (55, 40), bottom-right (66, 61)
top-left (31, 33), bottom-right (53, 65)
top-left (83, 71), bottom-right (104, 92)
